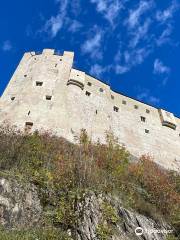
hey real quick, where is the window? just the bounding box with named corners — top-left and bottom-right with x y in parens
top-left (28, 111), bottom-right (31, 115)
top-left (134, 105), bottom-right (138, 109)
top-left (36, 81), bottom-right (43, 86)
top-left (145, 129), bottom-right (149, 134)
top-left (25, 122), bottom-right (33, 132)
top-left (60, 59), bottom-right (62, 61)
top-left (113, 106), bottom-right (119, 112)
top-left (77, 74), bottom-right (79, 77)
top-left (111, 95), bottom-right (114, 100)
top-left (11, 97), bottom-right (15, 101)
top-left (55, 64), bottom-right (57, 67)
top-left (141, 116), bottom-right (146, 122)
top-left (95, 110), bottom-right (98, 114)
top-left (24, 74), bottom-right (27, 77)
top-left (146, 109), bottom-right (150, 114)
top-left (85, 91), bottom-right (91, 96)
top-left (99, 88), bottom-right (104, 92)
top-left (87, 82), bottom-right (92, 86)
top-left (122, 100), bottom-right (126, 105)
top-left (46, 95), bottom-right (52, 100)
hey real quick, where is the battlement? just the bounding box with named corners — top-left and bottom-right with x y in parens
top-left (0, 49), bottom-right (179, 172)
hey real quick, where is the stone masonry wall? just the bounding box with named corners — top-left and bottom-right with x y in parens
top-left (0, 49), bottom-right (179, 172)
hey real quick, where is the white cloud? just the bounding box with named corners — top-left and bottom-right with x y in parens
top-left (68, 20), bottom-right (82, 33)
top-left (81, 29), bottom-right (103, 59)
top-left (126, 0), bottom-right (154, 29)
top-left (115, 65), bottom-right (129, 74)
top-left (153, 59), bottom-right (170, 75)
top-left (90, 64), bottom-right (107, 78)
top-left (2, 40), bottom-right (12, 52)
top-left (156, 24), bottom-right (173, 46)
top-left (43, 0), bottom-right (68, 38)
top-left (129, 19), bottom-right (151, 48)
top-left (91, 0), bottom-right (123, 26)
top-left (137, 89), bottom-right (160, 105)
top-left (156, 1), bottom-right (179, 23)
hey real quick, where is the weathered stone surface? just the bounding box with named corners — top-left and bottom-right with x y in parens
top-left (0, 177), bottom-right (42, 228)
top-left (75, 193), bottom-right (172, 240)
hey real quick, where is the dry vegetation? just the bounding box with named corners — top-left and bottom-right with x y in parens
top-left (0, 125), bottom-right (179, 239)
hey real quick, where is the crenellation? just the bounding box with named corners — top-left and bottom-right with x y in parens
top-left (0, 49), bottom-right (179, 172)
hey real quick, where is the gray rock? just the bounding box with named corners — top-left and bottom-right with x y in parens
top-left (0, 177), bottom-right (42, 228)
top-left (75, 193), bottom-right (173, 240)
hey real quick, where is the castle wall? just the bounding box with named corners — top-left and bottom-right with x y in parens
top-left (0, 49), bottom-right (179, 172)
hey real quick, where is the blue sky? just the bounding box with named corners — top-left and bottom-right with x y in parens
top-left (0, 0), bottom-right (180, 116)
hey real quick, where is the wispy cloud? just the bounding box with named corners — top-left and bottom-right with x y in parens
top-left (90, 64), bottom-right (109, 78)
top-left (156, 24), bottom-right (173, 46)
top-left (42, 0), bottom-right (68, 38)
top-left (137, 88), bottom-right (160, 105)
top-left (68, 20), bottom-right (82, 33)
top-left (2, 40), bottom-right (12, 52)
top-left (129, 19), bottom-right (151, 48)
top-left (156, 1), bottom-right (179, 24)
top-left (91, 0), bottom-right (123, 26)
top-left (153, 59), bottom-right (170, 75)
top-left (125, 0), bottom-right (154, 29)
top-left (81, 28), bottom-right (103, 59)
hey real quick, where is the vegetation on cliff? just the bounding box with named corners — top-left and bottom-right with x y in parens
top-left (0, 125), bottom-right (179, 239)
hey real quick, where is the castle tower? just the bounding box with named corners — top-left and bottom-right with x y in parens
top-left (0, 49), bottom-right (180, 172)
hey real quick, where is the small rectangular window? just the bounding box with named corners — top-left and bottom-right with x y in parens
top-left (113, 106), bottom-right (119, 112)
top-left (134, 105), bottom-right (138, 109)
top-left (122, 100), bottom-right (126, 105)
top-left (11, 97), bottom-right (15, 101)
top-left (85, 91), bottom-right (91, 96)
top-left (145, 129), bottom-right (149, 134)
top-left (99, 88), bottom-right (104, 92)
top-left (87, 82), bottom-right (92, 86)
top-left (146, 109), bottom-right (150, 114)
top-left (46, 95), bottom-right (52, 100)
top-left (141, 116), bottom-right (146, 122)
top-left (111, 95), bottom-right (114, 100)
top-left (25, 122), bottom-right (33, 133)
top-left (36, 81), bottom-right (43, 86)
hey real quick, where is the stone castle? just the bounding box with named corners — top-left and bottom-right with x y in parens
top-left (0, 49), bottom-right (179, 171)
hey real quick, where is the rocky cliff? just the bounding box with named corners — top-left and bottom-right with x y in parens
top-left (0, 177), bottom-right (174, 240)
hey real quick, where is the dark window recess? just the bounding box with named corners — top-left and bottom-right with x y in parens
top-left (46, 95), bottom-right (52, 100)
top-left (145, 129), bottom-right (149, 134)
top-left (95, 110), bottom-right (98, 114)
top-left (122, 100), bottom-right (126, 105)
top-left (87, 82), bottom-right (92, 86)
top-left (146, 109), bottom-right (150, 114)
top-left (25, 122), bottom-right (33, 132)
top-left (28, 111), bottom-right (31, 115)
top-left (134, 105), bottom-right (138, 109)
top-left (99, 88), bottom-right (104, 92)
top-left (60, 59), bottom-right (62, 61)
top-left (11, 97), bottom-right (15, 101)
top-left (141, 116), bottom-right (146, 122)
top-left (55, 64), bottom-right (57, 67)
top-left (34, 58), bottom-right (36, 60)
top-left (36, 81), bottom-right (43, 86)
top-left (111, 95), bottom-right (114, 100)
top-left (24, 74), bottom-right (27, 77)
top-left (85, 91), bottom-right (91, 96)
top-left (77, 74), bottom-right (79, 76)
top-left (114, 106), bottom-right (119, 112)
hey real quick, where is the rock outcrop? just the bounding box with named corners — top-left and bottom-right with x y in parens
top-left (0, 178), bottom-right (173, 239)
top-left (0, 177), bottom-right (42, 228)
